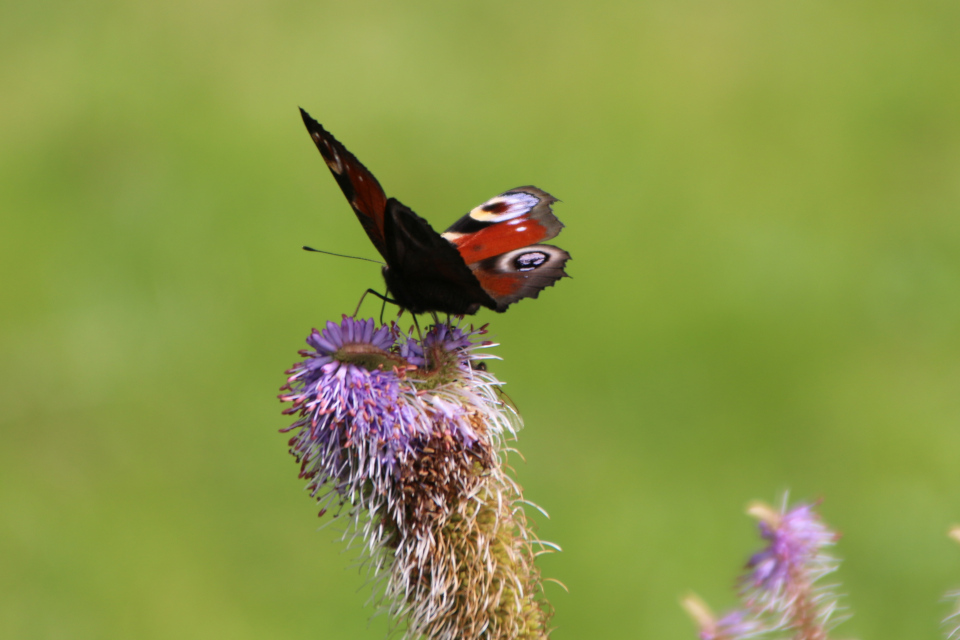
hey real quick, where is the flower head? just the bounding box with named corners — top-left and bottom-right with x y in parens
top-left (742, 497), bottom-right (844, 638)
top-left (278, 317), bottom-right (552, 640)
top-left (280, 317), bottom-right (421, 516)
top-left (400, 322), bottom-right (491, 373)
top-left (683, 496), bottom-right (847, 640)
top-left (744, 500), bottom-right (839, 602)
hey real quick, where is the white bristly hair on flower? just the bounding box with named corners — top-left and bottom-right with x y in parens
top-left (279, 317), bottom-right (554, 640)
top-left (945, 591), bottom-right (960, 640)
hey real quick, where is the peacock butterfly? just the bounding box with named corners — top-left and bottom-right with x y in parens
top-left (300, 108), bottom-right (570, 315)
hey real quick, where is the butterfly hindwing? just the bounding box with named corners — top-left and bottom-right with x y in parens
top-left (473, 245), bottom-right (571, 311)
top-left (300, 108), bottom-right (390, 260)
top-left (442, 187), bottom-right (570, 311)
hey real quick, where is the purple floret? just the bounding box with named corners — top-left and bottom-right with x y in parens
top-left (400, 322), bottom-right (488, 368)
top-left (746, 503), bottom-right (837, 596)
top-left (281, 317), bottom-right (421, 504)
top-left (279, 317), bottom-right (502, 517)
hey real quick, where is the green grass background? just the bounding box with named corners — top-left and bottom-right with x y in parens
top-left (3, 1), bottom-right (960, 638)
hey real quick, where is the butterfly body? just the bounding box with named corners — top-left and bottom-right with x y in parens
top-left (300, 108), bottom-right (569, 315)
top-left (378, 198), bottom-right (495, 315)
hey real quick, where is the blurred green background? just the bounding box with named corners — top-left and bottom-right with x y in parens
top-left (3, 1), bottom-right (960, 638)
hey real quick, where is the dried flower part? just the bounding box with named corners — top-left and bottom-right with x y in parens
top-left (279, 317), bottom-right (552, 640)
top-left (389, 431), bottom-right (491, 538)
top-left (392, 469), bottom-right (551, 640)
top-left (949, 525), bottom-right (960, 546)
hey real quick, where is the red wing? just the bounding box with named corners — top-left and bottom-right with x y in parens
top-left (472, 245), bottom-right (571, 311)
top-left (300, 108), bottom-right (390, 260)
top-left (441, 187), bottom-right (563, 264)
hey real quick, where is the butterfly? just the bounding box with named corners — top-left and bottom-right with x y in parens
top-left (300, 108), bottom-right (570, 316)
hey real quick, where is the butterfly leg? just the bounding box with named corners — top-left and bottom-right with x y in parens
top-left (411, 314), bottom-right (424, 346)
top-left (378, 296), bottom-right (389, 325)
top-left (353, 288), bottom-right (397, 318)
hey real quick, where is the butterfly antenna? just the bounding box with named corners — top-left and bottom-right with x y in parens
top-left (302, 246), bottom-right (385, 265)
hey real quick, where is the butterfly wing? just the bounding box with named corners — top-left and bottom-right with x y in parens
top-left (381, 199), bottom-right (497, 314)
top-left (442, 187), bottom-right (563, 263)
top-left (442, 187), bottom-right (570, 311)
top-left (471, 245), bottom-right (571, 311)
top-left (300, 108), bottom-right (390, 260)
top-left (300, 111), bottom-right (569, 315)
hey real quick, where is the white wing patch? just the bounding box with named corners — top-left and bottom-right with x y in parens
top-left (468, 191), bottom-right (540, 223)
top-left (313, 133), bottom-right (343, 174)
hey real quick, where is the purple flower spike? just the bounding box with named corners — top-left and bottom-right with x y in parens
top-left (742, 498), bottom-right (844, 639)
top-left (685, 496), bottom-right (846, 640)
top-left (279, 317), bottom-right (551, 640)
top-left (746, 503), bottom-right (836, 594)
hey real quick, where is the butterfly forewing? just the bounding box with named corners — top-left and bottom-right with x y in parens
top-left (300, 108), bottom-right (390, 260)
top-left (442, 187), bottom-right (563, 264)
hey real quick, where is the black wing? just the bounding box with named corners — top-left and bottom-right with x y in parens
top-left (300, 108), bottom-right (390, 260)
top-left (381, 199), bottom-right (497, 315)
